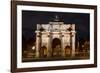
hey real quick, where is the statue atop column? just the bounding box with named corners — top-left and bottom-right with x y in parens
top-left (54, 15), bottom-right (59, 21)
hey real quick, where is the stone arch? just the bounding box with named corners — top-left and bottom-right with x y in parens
top-left (52, 38), bottom-right (61, 48)
top-left (52, 38), bottom-right (61, 57)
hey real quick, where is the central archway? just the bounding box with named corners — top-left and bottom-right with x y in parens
top-left (52, 38), bottom-right (61, 57)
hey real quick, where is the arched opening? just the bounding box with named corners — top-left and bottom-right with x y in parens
top-left (40, 46), bottom-right (47, 57)
top-left (65, 46), bottom-right (71, 57)
top-left (52, 38), bottom-right (61, 57)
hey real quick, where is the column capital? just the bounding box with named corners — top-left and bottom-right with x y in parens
top-left (35, 30), bottom-right (40, 33)
top-left (35, 30), bottom-right (41, 37)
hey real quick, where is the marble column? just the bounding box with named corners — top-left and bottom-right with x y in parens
top-left (71, 32), bottom-right (75, 57)
top-left (47, 31), bottom-right (51, 57)
top-left (35, 31), bottom-right (41, 58)
top-left (71, 24), bottom-right (76, 57)
top-left (61, 33), bottom-right (65, 57)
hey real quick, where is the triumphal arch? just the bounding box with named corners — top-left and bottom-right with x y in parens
top-left (35, 16), bottom-right (76, 58)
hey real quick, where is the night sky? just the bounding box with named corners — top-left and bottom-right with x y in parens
top-left (22, 10), bottom-right (90, 42)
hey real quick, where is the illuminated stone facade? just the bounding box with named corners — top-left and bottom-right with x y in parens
top-left (35, 16), bottom-right (76, 58)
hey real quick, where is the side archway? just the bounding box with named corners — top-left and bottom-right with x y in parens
top-left (40, 46), bottom-right (47, 57)
top-left (65, 46), bottom-right (71, 57)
